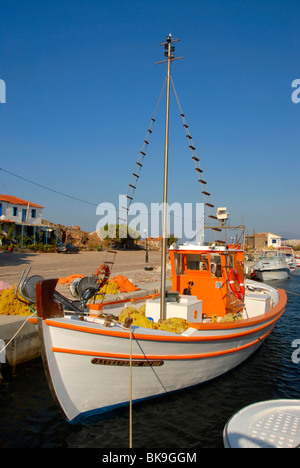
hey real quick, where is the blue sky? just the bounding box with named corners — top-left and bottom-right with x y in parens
top-left (0, 0), bottom-right (299, 239)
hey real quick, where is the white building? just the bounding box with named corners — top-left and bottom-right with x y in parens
top-left (0, 194), bottom-right (44, 224)
top-left (0, 194), bottom-right (54, 245)
top-left (266, 232), bottom-right (282, 248)
top-left (246, 232), bottom-right (282, 250)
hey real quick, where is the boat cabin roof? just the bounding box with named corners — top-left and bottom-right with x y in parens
top-left (169, 242), bottom-right (243, 253)
top-left (261, 250), bottom-right (286, 258)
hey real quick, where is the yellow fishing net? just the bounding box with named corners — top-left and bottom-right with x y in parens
top-left (0, 285), bottom-right (33, 316)
top-left (212, 313), bottom-right (243, 322)
top-left (220, 313), bottom-right (243, 322)
top-left (97, 281), bottom-right (120, 296)
top-left (118, 305), bottom-right (190, 334)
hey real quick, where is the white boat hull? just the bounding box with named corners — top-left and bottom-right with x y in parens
top-left (39, 319), bottom-right (267, 422)
top-left (255, 269), bottom-right (289, 281)
top-left (37, 280), bottom-right (286, 423)
top-left (253, 250), bottom-right (291, 281)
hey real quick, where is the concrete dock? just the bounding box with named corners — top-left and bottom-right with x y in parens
top-left (0, 315), bottom-right (41, 373)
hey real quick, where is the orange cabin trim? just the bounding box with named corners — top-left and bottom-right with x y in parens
top-left (168, 247), bottom-right (246, 317)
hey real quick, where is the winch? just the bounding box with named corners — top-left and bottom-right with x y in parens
top-left (15, 265), bottom-right (111, 314)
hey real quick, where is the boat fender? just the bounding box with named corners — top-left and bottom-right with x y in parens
top-left (228, 268), bottom-right (245, 301)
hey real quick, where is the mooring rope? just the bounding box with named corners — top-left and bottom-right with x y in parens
top-left (284, 289), bottom-right (300, 297)
top-left (0, 309), bottom-right (36, 358)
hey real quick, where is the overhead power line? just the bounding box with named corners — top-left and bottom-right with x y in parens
top-left (0, 167), bottom-right (98, 207)
top-left (0, 167), bottom-right (202, 227)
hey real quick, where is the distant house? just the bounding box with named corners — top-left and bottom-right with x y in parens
top-left (0, 194), bottom-right (44, 224)
top-left (246, 232), bottom-right (282, 250)
top-left (0, 194), bottom-right (55, 244)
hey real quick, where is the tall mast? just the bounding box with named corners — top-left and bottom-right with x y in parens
top-left (156, 34), bottom-right (183, 321)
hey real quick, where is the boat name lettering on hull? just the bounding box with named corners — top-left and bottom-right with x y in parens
top-left (91, 358), bottom-right (164, 367)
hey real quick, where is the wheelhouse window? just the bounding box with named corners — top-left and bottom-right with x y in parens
top-left (186, 253), bottom-right (209, 271)
top-left (174, 253), bottom-right (184, 275)
top-left (210, 253), bottom-right (222, 277)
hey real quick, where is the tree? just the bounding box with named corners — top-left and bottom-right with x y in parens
top-left (99, 224), bottom-right (140, 249)
top-left (168, 234), bottom-right (178, 246)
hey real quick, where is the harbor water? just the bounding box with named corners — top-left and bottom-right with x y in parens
top-left (0, 273), bottom-right (299, 448)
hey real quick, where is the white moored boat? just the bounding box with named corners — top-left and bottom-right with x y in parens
top-left (252, 250), bottom-right (290, 281)
top-left (278, 247), bottom-right (298, 274)
top-left (19, 35), bottom-right (286, 424)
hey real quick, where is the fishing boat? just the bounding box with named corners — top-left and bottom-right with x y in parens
top-left (19, 35), bottom-right (287, 424)
top-left (252, 250), bottom-right (290, 281)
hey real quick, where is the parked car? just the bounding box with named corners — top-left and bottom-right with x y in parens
top-left (57, 243), bottom-right (79, 254)
top-left (1, 237), bottom-right (18, 245)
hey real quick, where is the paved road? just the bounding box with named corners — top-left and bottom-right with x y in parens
top-left (0, 249), bottom-right (165, 288)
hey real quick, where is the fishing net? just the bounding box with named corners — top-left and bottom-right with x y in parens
top-left (0, 285), bottom-right (32, 315)
top-left (118, 305), bottom-right (190, 334)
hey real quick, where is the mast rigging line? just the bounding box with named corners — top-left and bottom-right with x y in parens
top-left (118, 78), bottom-right (167, 223)
top-left (119, 79), bottom-right (225, 244)
top-left (170, 77), bottom-right (224, 244)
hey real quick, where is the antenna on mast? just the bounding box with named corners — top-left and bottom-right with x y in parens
top-left (155, 34), bottom-right (184, 65)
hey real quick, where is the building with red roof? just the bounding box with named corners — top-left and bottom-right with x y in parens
top-left (0, 194), bottom-right (54, 246)
top-left (0, 194), bottom-right (44, 224)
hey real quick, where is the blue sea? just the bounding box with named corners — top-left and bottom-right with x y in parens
top-left (0, 273), bottom-right (299, 448)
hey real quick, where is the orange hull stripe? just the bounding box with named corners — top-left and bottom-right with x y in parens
top-left (51, 329), bottom-right (272, 361)
top-left (45, 304), bottom-right (284, 343)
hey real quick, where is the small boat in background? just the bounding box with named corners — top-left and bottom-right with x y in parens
top-left (224, 400), bottom-right (300, 448)
top-left (278, 247), bottom-right (298, 274)
top-left (252, 250), bottom-right (290, 281)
